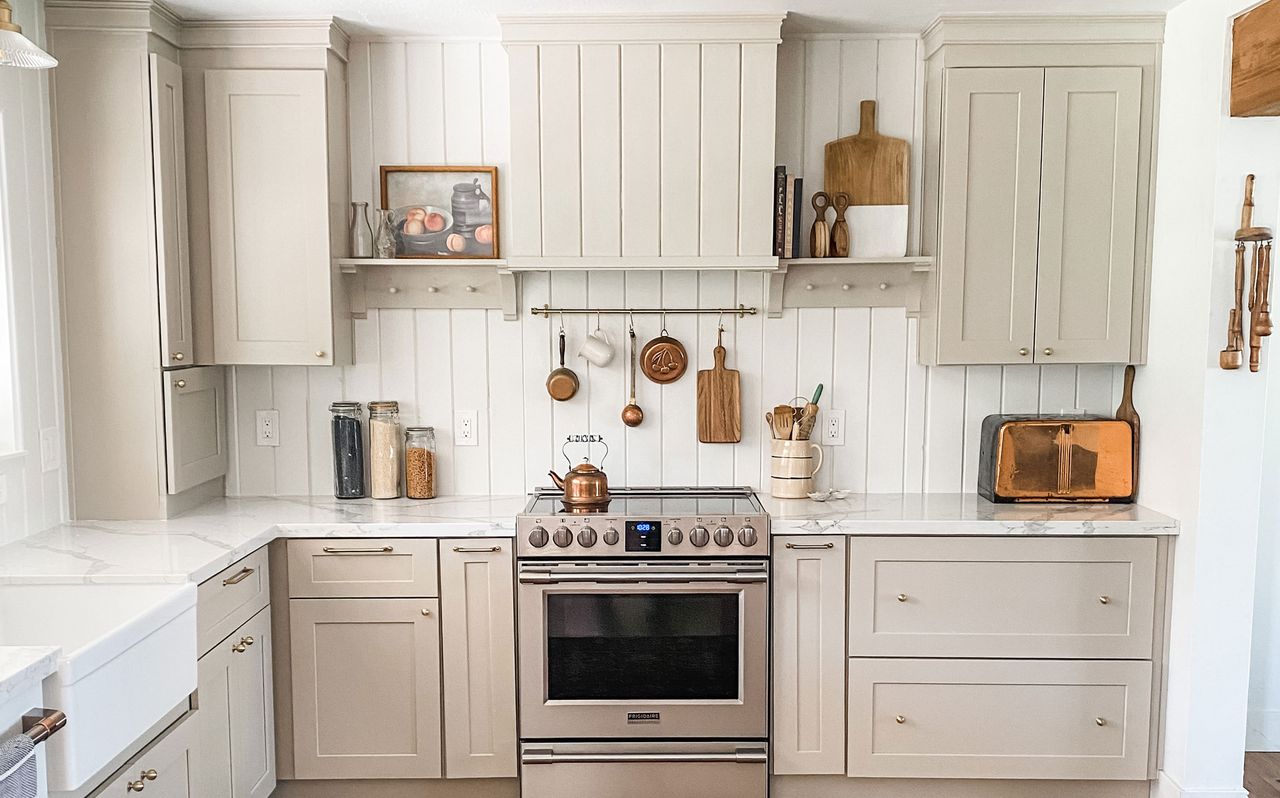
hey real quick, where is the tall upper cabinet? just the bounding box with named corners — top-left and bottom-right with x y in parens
top-left (917, 17), bottom-right (1164, 365)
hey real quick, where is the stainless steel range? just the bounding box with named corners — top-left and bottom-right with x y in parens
top-left (515, 486), bottom-right (770, 798)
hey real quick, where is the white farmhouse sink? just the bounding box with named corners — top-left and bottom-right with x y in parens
top-left (0, 583), bottom-right (196, 792)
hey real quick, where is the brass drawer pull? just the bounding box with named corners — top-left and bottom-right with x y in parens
top-left (421, 608), bottom-right (432, 616)
top-left (321, 545), bottom-right (394, 554)
top-left (452, 545), bottom-right (502, 553)
top-left (1098, 595), bottom-right (1111, 605)
top-left (896, 593), bottom-right (909, 603)
top-left (1096, 717), bottom-right (1107, 727)
top-left (784, 542), bottom-right (834, 550)
top-left (895, 715), bottom-right (906, 724)
top-left (222, 567), bottom-right (255, 586)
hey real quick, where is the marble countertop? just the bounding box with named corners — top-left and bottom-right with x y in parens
top-left (0, 646), bottom-right (59, 705)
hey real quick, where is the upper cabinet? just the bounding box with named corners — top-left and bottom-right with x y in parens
top-left (500, 15), bottom-right (783, 271)
top-left (151, 53), bottom-right (196, 369)
top-left (918, 17), bottom-right (1163, 366)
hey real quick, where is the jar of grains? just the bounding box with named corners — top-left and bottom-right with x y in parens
top-left (368, 401), bottom-right (402, 499)
top-left (404, 427), bottom-right (437, 499)
top-left (329, 402), bottom-right (366, 499)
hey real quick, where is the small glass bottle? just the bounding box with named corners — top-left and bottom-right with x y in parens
top-left (329, 402), bottom-right (366, 499)
top-left (404, 427), bottom-right (437, 499)
top-left (349, 201), bottom-right (373, 258)
top-left (374, 209), bottom-right (397, 259)
top-left (368, 401), bottom-right (402, 499)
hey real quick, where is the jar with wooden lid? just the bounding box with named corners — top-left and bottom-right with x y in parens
top-left (368, 401), bottom-right (402, 499)
top-left (404, 427), bottom-right (437, 499)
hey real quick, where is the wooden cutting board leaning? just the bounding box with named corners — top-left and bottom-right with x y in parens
top-left (697, 328), bottom-right (742, 443)
top-left (824, 100), bottom-right (909, 206)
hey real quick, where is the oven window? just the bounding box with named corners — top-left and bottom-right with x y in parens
top-left (545, 593), bottom-right (740, 701)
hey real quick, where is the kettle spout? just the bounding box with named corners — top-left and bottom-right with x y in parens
top-left (548, 470), bottom-right (565, 490)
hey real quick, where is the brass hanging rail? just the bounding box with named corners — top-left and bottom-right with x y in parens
top-left (531, 304), bottom-right (757, 318)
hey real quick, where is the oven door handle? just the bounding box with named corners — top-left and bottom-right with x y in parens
top-left (518, 572), bottom-right (768, 585)
top-left (521, 748), bottom-right (768, 765)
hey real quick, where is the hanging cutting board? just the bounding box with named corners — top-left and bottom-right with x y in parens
top-left (824, 100), bottom-right (910, 206)
top-left (697, 334), bottom-right (742, 444)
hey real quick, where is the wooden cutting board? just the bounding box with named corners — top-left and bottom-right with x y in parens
top-left (824, 100), bottom-right (910, 206)
top-left (697, 338), bottom-right (741, 444)
top-left (1114, 364), bottom-right (1141, 495)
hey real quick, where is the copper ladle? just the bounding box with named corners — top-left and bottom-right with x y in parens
top-left (622, 320), bottom-right (644, 427)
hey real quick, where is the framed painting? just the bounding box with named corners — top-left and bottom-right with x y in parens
top-left (378, 165), bottom-right (499, 259)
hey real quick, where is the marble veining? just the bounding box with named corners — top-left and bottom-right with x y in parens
top-left (0, 646), bottom-right (59, 705)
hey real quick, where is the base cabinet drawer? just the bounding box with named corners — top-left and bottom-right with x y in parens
top-left (197, 548), bottom-right (270, 657)
top-left (847, 659), bottom-right (1152, 780)
top-left (287, 539), bottom-right (438, 598)
top-left (849, 537), bottom-right (1157, 658)
top-left (91, 715), bottom-right (196, 797)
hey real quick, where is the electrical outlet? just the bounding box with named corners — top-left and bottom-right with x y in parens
top-left (455, 410), bottom-right (479, 446)
top-left (40, 427), bottom-right (61, 472)
top-left (256, 410), bottom-right (280, 447)
top-left (824, 409), bottom-right (846, 446)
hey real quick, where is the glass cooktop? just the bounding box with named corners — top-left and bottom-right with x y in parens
top-left (522, 486), bottom-right (763, 517)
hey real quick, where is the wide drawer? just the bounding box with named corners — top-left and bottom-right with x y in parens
top-left (287, 539), bottom-right (438, 598)
top-left (198, 547), bottom-right (270, 656)
top-left (849, 537), bottom-right (1158, 659)
top-left (847, 659), bottom-right (1152, 780)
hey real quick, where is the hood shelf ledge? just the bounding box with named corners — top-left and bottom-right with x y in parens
top-left (767, 256), bottom-right (934, 318)
top-left (336, 258), bottom-right (518, 321)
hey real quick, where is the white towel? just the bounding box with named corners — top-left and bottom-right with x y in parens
top-left (0, 735), bottom-right (37, 798)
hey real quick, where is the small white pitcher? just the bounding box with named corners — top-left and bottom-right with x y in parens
top-left (770, 439), bottom-right (824, 499)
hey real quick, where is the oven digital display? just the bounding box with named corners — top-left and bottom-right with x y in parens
top-left (625, 521), bottom-right (662, 552)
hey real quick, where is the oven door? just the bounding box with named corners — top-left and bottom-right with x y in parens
top-left (517, 560), bottom-right (768, 740)
top-left (521, 742), bottom-right (768, 798)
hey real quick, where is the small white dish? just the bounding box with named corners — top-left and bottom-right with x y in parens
top-left (807, 490), bottom-right (833, 502)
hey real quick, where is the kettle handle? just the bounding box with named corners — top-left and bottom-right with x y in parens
top-left (563, 436), bottom-right (609, 469)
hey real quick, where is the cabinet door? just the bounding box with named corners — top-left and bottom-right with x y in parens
top-left (205, 69), bottom-right (334, 366)
top-left (772, 537), bottom-right (847, 775)
top-left (150, 53), bottom-right (194, 369)
top-left (192, 640), bottom-right (233, 798)
top-left (163, 366), bottom-right (227, 494)
top-left (92, 716), bottom-right (196, 797)
top-left (1034, 67), bottom-right (1143, 363)
top-left (290, 598), bottom-right (443, 779)
top-left (936, 68), bottom-right (1044, 365)
top-left (440, 541), bottom-right (518, 778)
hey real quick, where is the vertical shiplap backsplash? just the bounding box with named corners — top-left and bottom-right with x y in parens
top-left (225, 36), bottom-right (1124, 498)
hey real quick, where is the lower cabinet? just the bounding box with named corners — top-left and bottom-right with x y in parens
top-left (193, 605), bottom-right (276, 798)
top-left (91, 715), bottom-right (196, 797)
top-left (289, 597), bottom-right (443, 779)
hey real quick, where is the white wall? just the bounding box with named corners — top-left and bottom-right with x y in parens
top-left (224, 35), bottom-right (1122, 498)
top-left (1141, 0), bottom-right (1279, 794)
top-left (0, 0), bottom-right (69, 543)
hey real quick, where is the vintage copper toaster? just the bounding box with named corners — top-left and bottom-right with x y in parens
top-left (977, 415), bottom-right (1135, 503)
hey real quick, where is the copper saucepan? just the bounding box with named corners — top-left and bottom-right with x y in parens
top-left (547, 326), bottom-right (579, 401)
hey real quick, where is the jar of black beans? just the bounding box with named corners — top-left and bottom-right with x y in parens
top-left (329, 401), bottom-right (366, 499)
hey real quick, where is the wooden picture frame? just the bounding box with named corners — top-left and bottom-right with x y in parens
top-left (378, 165), bottom-right (500, 259)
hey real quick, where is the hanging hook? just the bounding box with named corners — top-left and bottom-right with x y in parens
top-left (559, 311), bottom-right (565, 333)
top-left (628, 310), bottom-right (635, 335)
top-left (717, 310), bottom-right (725, 333)
top-left (661, 311), bottom-right (668, 335)
top-left (595, 310), bottom-right (602, 331)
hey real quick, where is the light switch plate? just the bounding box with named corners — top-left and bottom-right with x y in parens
top-left (455, 410), bottom-right (478, 446)
top-left (40, 427), bottom-right (61, 472)
top-left (256, 410), bottom-right (280, 447)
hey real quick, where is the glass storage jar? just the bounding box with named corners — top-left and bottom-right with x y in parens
top-left (404, 427), bottom-right (437, 499)
top-left (329, 402), bottom-right (366, 499)
top-left (368, 401), bottom-right (402, 499)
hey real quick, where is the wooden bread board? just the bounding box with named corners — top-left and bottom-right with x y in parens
top-left (697, 343), bottom-right (742, 443)
top-left (824, 100), bottom-right (910, 206)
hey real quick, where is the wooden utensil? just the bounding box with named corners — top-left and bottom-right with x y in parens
top-left (622, 325), bottom-right (644, 427)
top-left (1258, 241), bottom-right (1273, 337)
top-left (1238, 174), bottom-right (1274, 242)
top-left (1114, 365), bottom-right (1141, 495)
top-left (546, 327), bottom-right (579, 401)
top-left (1251, 242), bottom-right (1265, 372)
top-left (697, 328), bottom-right (742, 443)
top-left (641, 324), bottom-right (689, 384)
top-left (810, 192), bottom-right (831, 258)
top-left (829, 193), bottom-right (851, 257)
top-left (1222, 243), bottom-right (1246, 369)
top-left (824, 100), bottom-right (910, 207)
top-left (771, 404), bottom-right (794, 440)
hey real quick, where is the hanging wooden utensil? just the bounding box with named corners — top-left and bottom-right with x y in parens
top-left (1237, 174), bottom-right (1274, 243)
top-left (810, 192), bottom-right (831, 258)
top-left (641, 321), bottom-right (688, 384)
top-left (546, 325), bottom-right (579, 401)
top-left (1222, 243), bottom-right (1246, 370)
top-left (1250, 241), bottom-right (1265, 372)
top-left (622, 324), bottom-right (644, 427)
top-left (830, 193), bottom-right (851, 257)
top-left (1115, 365), bottom-right (1141, 495)
top-left (1258, 241), bottom-right (1273, 337)
top-left (697, 327), bottom-right (742, 443)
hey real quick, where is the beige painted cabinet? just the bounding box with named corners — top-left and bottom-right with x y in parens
top-left (150, 53), bottom-right (194, 369)
top-left (204, 69), bottom-right (345, 366)
top-left (771, 537), bottom-right (847, 775)
top-left (163, 366), bottom-right (227, 495)
top-left (91, 716), bottom-right (196, 798)
top-left (193, 606), bottom-right (276, 798)
top-left (289, 598), bottom-right (443, 779)
top-left (440, 541), bottom-right (518, 778)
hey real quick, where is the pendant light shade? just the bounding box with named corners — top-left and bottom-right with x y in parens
top-left (0, 0), bottom-right (56, 69)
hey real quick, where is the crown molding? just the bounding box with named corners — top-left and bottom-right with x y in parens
top-left (923, 14), bottom-right (1166, 57)
top-left (499, 13), bottom-right (785, 45)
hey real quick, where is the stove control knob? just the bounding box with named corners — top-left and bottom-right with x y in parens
top-left (714, 526), bottom-right (735, 547)
top-left (603, 527), bottom-right (619, 546)
top-left (577, 527), bottom-right (598, 548)
top-left (553, 526), bottom-right (573, 548)
top-left (668, 527), bottom-right (684, 545)
top-left (738, 526), bottom-right (759, 547)
top-left (527, 526), bottom-right (549, 548)
top-left (689, 526), bottom-right (710, 548)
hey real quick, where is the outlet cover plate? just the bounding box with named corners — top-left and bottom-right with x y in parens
top-left (824, 409), bottom-right (846, 446)
top-left (455, 410), bottom-right (478, 446)
top-left (256, 409), bottom-right (280, 447)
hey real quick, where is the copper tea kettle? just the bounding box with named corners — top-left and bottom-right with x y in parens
top-left (549, 437), bottom-right (610, 511)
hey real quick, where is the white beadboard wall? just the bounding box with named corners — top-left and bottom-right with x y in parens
top-left (0, 0), bottom-right (69, 542)
top-left (225, 36), bottom-right (1124, 498)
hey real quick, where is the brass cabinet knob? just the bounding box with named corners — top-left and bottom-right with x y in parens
top-left (1043, 347), bottom-right (1054, 356)
top-left (127, 781), bottom-right (145, 792)
top-left (878, 282), bottom-right (890, 291)
top-left (242, 636), bottom-right (255, 647)
top-left (171, 352), bottom-right (184, 361)
top-left (421, 608), bottom-right (432, 616)
top-left (1099, 595), bottom-right (1110, 605)
top-left (895, 715), bottom-right (906, 724)
top-left (1018, 347), bottom-right (1030, 356)
top-left (141, 769), bottom-right (158, 781)
top-left (388, 286), bottom-right (399, 294)
top-left (1095, 717), bottom-right (1107, 727)
top-left (896, 593), bottom-right (908, 603)
top-left (315, 350), bottom-right (326, 358)
top-left (232, 640), bottom-right (247, 653)
top-left (174, 379), bottom-right (186, 389)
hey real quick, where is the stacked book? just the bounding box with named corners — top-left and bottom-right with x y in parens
top-left (772, 166), bottom-right (802, 259)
